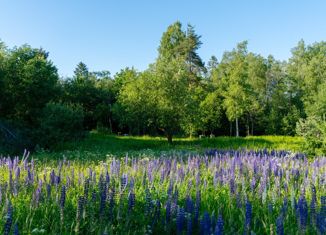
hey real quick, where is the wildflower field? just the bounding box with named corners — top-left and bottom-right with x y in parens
top-left (0, 148), bottom-right (325, 234)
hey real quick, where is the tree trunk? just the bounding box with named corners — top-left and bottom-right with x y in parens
top-left (246, 115), bottom-right (250, 136)
top-left (250, 115), bottom-right (254, 136)
top-left (108, 117), bottom-right (113, 134)
top-left (167, 133), bottom-right (173, 145)
top-left (235, 117), bottom-right (239, 137)
top-left (230, 121), bottom-right (233, 136)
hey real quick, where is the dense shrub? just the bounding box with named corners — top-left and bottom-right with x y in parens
top-left (296, 116), bottom-right (326, 155)
top-left (37, 102), bottom-right (85, 148)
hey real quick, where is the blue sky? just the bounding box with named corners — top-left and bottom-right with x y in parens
top-left (1, 1), bottom-right (326, 77)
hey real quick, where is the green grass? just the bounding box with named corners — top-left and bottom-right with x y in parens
top-left (34, 132), bottom-right (304, 160)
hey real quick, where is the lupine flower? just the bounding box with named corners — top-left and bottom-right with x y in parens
top-left (214, 214), bottom-right (224, 235)
top-left (128, 191), bottom-right (135, 211)
top-left (76, 196), bottom-right (84, 220)
top-left (13, 223), bottom-right (19, 235)
top-left (310, 196), bottom-right (316, 225)
top-left (316, 212), bottom-right (326, 234)
top-left (60, 185), bottom-right (66, 208)
top-left (165, 200), bottom-right (171, 223)
top-left (186, 213), bottom-right (192, 235)
top-left (276, 215), bottom-right (284, 235)
top-left (84, 178), bottom-right (90, 201)
top-left (153, 200), bottom-right (161, 225)
top-left (245, 201), bottom-right (252, 230)
top-left (321, 196), bottom-right (326, 217)
top-left (145, 188), bottom-right (152, 215)
top-left (4, 201), bottom-right (13, 235)
top-left (176, 207), bottom-right (185, 234)
top-left (298, 195), bottom-right (308, 230)
top-left (200, 212), bottom-right (211, 235)
top-left (121, 174), bottom-right (128, 191)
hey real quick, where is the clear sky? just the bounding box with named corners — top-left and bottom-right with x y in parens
top-left (1, 1), bottom-right (326, 77)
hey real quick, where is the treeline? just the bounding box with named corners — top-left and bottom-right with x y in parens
top-left (0, 22), bottom-right (325, 154)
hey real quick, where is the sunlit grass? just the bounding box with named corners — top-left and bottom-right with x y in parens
top-left (34, 132), bottom-right (304, 160)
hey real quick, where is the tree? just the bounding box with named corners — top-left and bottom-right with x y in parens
top-left (0, 41), bottom-right (6, 115)
top-left (155, 22), bottom-right (205, 143)
top-left (2, 45), bottom-right (60, 127)
top-left (63, 63), bottom-right (115, 130)
top-left (219, 41), bottom-right (250, 137)
top-left (74, 62), bottom-right (89, 82)
top-left (199, 91), bottom-right (222, 135)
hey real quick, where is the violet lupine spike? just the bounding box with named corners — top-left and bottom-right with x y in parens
top-left (316, 212), bottom-right (326, 234)
top-left (176, 207), bottom-right (185, 234)
top-left (215, 214), bottom-right (224, 235)
top-left (13, 223), bottom-right (19, 235)
top-left (298, 195), bottom-right (308, 230)
top-left (276, 215), bottom-right (284, 235)
top-left (186, 213), bottom-right (192, 235)
top-left (245, 201), bottom-right (252, 230)
top-left (76, 196), bottom-right (84, 221)
top-left (128, 191), bottom-right (135, 211)
top-left (4, 201), bottom-right (13, 235)
top-left (60, 185), bottom-right (66, 208)
top-left (200, 212), bottom-right (211, 235)
top-left (165, 200), bottom-right (171, 223)
top-left (321, 196), bottom-right (326, 218)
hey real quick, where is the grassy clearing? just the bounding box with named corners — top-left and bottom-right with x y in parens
top-left (34, 132), bottom-right (304, 160)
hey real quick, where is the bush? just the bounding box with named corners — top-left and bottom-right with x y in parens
top-left (37, 102), bottom-right (85, 148)
top-left (296, 116), bottom-right (326, 155)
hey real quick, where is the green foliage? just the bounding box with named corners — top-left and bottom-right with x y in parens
top-left (63, 62), bottom-right (115, 130)
top-left (1, 45), bottom-right (60, 127)
top-left (296, 116), bottom-right (326, 155)
top-left (1, 26), bottom-right (326, 151)
top-left (37, 102), bottom-right (85, 148)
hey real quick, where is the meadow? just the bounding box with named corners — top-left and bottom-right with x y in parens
top-left (1, 134), bottom-right (325, 234)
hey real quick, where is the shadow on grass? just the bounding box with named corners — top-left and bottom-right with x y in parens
top-left (35, 132), bottom-right (303, 160)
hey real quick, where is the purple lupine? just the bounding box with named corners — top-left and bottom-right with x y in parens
top-left (310, 196), bottom-right (316, 225)
top-left (214, 214), bottom-right (224, 235)
top-left (276, 215), bottom-right (284, 235)
top-left (84, 178), bottom-right (90, 201)
top-left (4, 201), bottom-right (13, 235)
top-left (60, 185), bottom-right (66, 208)
top-left (76, 196), bottom-right (84, 221)
top-left (281, 197), bottom-right (288, 216)
top-left (316, 212), bottom-right (326, 234)
top-left (229, 178), bottom-right (235, 194)
top-left (145, 188), bottom-right (152, 215)
top-left (99, 186), bottom-right (107, 217)
top-left (185, 195), bottom-right (194, 215)
top-left (13, 223), bottom-right (19, 235)
top-left (153, 200), bottom-right (161, 225)
top-left (46, 184), bottom-right (51, 200)
top-left (245, 201), bottom-right (252, 230)
top-left (321, 196), bottom-right (326, 217)
top-left (268, 202), bottom-right (273, 214)
top-left (200, 212), bottom-right (211, 235)
top-left (186, 213), bottom-right (192, 235)
top-left (128, 191), bottom-right (135, 211)
top-left (121, 174), bottom-right (128, 191)
top-left (236, 193), bottom-right (242, 208)
top-left (165, 200), bottom-right (171, 223)
top-left (176, 207), bottom-right (185, 234)
top-left (298, 195), bottom-right (308, 230)
top-left (108, 188), bottom-right (115, 219)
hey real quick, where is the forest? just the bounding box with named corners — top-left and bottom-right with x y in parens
top-left (0, 21), bottom-right (325, 154)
